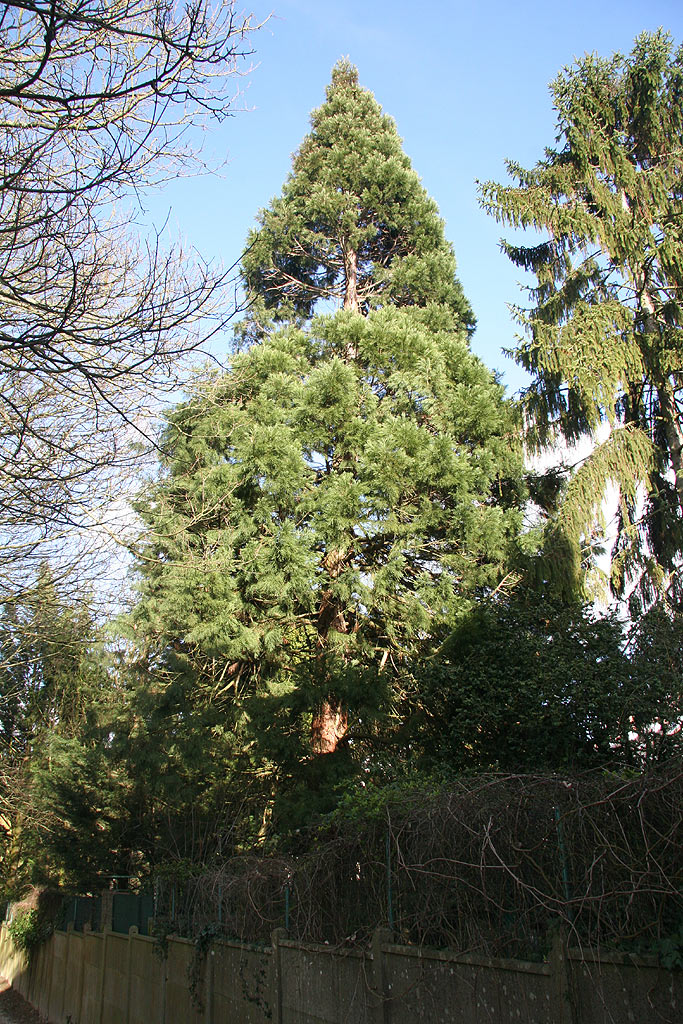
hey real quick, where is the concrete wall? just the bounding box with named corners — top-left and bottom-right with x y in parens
top-left (0, 923), bottom-right (680, 1023)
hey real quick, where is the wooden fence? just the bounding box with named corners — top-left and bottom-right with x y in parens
top-left (0, 922), bottom-right (680, 1023)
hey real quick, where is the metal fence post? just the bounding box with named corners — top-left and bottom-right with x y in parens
top-left (554, 805), bottom-right (573, 922)
top-left (385, 830), bottom-right (394, 931)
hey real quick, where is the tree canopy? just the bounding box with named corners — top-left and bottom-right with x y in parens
top-left (0, 569), bottom-right (117, 890)
top-left (407, 595), bottom-right (683, 774)
top-left (242, 60), bottom-right (474, 328)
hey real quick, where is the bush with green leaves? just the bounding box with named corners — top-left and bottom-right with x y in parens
top-left (7, 907), bottom-right (52, 959)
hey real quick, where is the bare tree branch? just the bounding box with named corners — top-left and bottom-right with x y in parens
top-left (0, 1), bottom-right (263, 602)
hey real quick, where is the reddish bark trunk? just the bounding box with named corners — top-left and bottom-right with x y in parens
top-left (343, 246), bottom-right (359, 313)
top-left (311, 548), bottom-right (350, 753)
top-left (311, 699), bottom-right (348, 755)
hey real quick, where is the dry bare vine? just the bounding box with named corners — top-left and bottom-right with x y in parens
top-left (153, 769), bottom-right (683, 959)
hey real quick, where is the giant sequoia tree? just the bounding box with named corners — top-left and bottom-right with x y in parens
top-left (133, 63), bottom-right (522, 774)
top-left (479, 32), bottom-right (683, 610)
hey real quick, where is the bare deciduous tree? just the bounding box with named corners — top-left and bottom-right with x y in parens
top-left (0, 0), bottom-right (261, 602)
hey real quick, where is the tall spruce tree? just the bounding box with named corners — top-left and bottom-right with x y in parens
top-left (478, 31), bottom-right (683, 612)
top-left (133, 63), bottom-right (522, 789)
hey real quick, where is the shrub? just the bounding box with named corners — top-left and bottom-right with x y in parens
top-left (8, 907), bottom-right (53, 960)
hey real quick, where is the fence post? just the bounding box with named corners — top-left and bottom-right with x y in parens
top-left (271, 927), bottom-right (287, 1024)
top-left (548, 926), bottom-right (575, 1024)
top-left (44, 930), bottom-right (55, 1020)
top-left (126, 926), bottom-right (137, 1024)
top-left (62, 923), bottom-right (73, 1018)
top-left (78, 925), bottom-right (89, 1022)
top-left (160, 935), bottom-right (168, 1024)
top-left (371, 926), bottom-right (393, 1024)
top-left (204, 940), bottom-right (214, 1024)
top-left (97, 927), bottom-right (109, 1024)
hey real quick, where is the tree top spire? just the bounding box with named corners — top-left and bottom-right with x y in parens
top-left (330, 57), bottom-right (359, 89)
top-left (242, 62), bottom-right (473, 330)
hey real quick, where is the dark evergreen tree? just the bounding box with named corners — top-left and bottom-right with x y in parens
top-left (408, 600), bottom-right (629, 773)
top-left (626, 603), bottom-right (683, 762)
top-left (479, 31), bottom-right (683, 613)
top-left (132, 63), bottom-right (523, 822)
top-left (0, 569), bottom-right (122, 891)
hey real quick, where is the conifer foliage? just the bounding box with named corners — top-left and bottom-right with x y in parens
top-left (479, 32), bottom-right (683, 610)
top-left (0, 570), bottom-right (118, 889)
top-left (242, 61), bottom-right (474, 327)
top-left (134, 63), bottom-right (522, 768)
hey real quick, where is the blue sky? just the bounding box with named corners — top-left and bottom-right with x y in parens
top-left (147, 0), bottom-right (683, 396)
